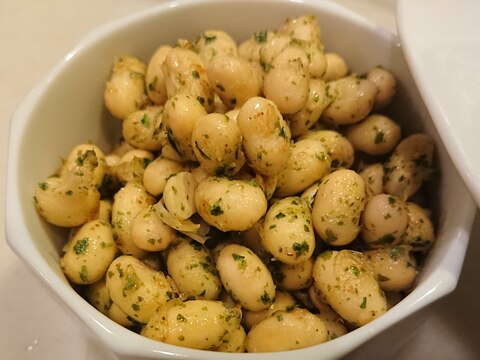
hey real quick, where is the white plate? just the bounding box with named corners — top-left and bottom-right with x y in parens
top-left (397, 0), bottom-right (480, 206)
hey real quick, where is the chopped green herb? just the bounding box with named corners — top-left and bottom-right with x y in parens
top-left (320, 251), bottom-right (333, 261)
top-left (210, 202), bottom-right (224, 216)
top-left (142, 157), bottom-right (151, 168)
top-left (191, 70), bottom-right (200, 79)
top-left (331, 159), bottom-right (340, 168)
top-left (390, 246), bottom-right (405, 260)
top-left (292, 241), bottom-right (309, 256)
top-left (388, 196), bottom-right (397, 205)
top-left (349, 265), bottom-right (360, 277)
top-left (375, 234), bottom-right (396, 245)
top-left (325, 228), bottom-right (338, 243)
top-left (73, 238), bottom-right (89, 255)
top-left (75, 150), bottom-right (95, 166)
top-left (38, 182), bottom-right (48, 190)
top-left (189, 240), bottom-right (203, 251)
top-left (261, 62), bottom-right (273, 72)
top-left (177, 313), bottom-right (186, 322)
top-left (254, 30), bottom-right (268, 43)
top-left (260, 291), bottom-right (271, 305)
top-left (140, 114), bottom-right (151, 127)
top-left (79, 265), bottom-right (88, 282)
top-left (374, 130), bottom-right (383, 144)
top-left (124, 272), bottom-right (138, 292)
top-left (203, 33), bottom-right (217, 44)
top-left (232, 253), bottom-right (247, 270)
top-left (414, 153), bottom-right (431, 167)
top-left (360, 297), bottom-right (367, 309)
top-left (275, 212), bottom-right (286, 219)
top-left (132, 303), bottom-right (140, 311)
top-left (215, 163), bottom-right (235, 177)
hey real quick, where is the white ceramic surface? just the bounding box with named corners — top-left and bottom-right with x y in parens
top-left (396, 0), bottom-right (480, 206)
top-left (3, 0), bottom-right (478, 359)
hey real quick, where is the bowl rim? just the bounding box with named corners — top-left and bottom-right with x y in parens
top-left (5, 0), bottom-right (477, 359)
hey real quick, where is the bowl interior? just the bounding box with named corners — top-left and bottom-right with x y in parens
top-left (6, 0), bottom-right (476, 359)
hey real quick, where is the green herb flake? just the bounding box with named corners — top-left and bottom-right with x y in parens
top-left (38, 182), bottom-right (48, 190)
top-left (320, 251), bottom-right (333, 261)
top-left (197, 96), bottom-right (205, 105)
top-left (140, 114), bottom-right (151, 127)
top-left (331, 159), bottom-right (340, 168)
top-left (203, 33), bottom-right (217, 44)
top-left (275, 212), bottom-right (286, 219)
top-left (142, 157), bottom-right (151, 168)
top-left (254, 30), bottom-right (268, 43)
top-left (132, 303), bottom-right (140, 311)
top-left (192, 70), bottom-right (200, 79)
top-left (73, 238), bottom-right (89, 255)
top-left (276, 314), bottom-right (284, 321)
top-left (375, 234), bottom-right (396, 245)
top-left (124, 272), bottom-right (138, 292)
top-left (260, 291), bottom-right (271, 305)
top-left (360, 297), bottom-right (367, 309)
top-left (216, 84), bottom-right (225, 92)
top-left (414, 153), bottom-right (430, 167)
top-left (374, 130), bottom-right (383, 144)
top-left (388, 196), bottom-right (397, 205)
top-left (390, 246), bottom-right (405, 260)
top-left (210, 202), bottom-right (224, 216)
top-left (189, 240), bottom-right (203, 251)
top-left (232, 253), bottom-right (247, 270)
top-left (215, 163), bottom-right (235, 177)
top-left (325, 228), bottom-right (338, 243)
top-left (177, 313), bottom-right (186, 322)
top-left (292, 241), bottom-right (309, 256)
top-left (75, 150), bottom-right (94, 166)
top-left (349, 265), bottom-right (360, 277)
top-left (261, 62), bottom-right (273, 72)
top-left (79, 265), bottom-right (88, 282)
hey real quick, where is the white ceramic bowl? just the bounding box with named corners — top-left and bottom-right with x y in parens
top-left (5, 0), bottom-right (476, 359)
